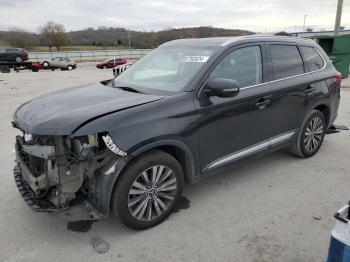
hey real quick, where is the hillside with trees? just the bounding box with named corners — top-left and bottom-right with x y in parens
top-left (0, 24), bottom-right (254, 50)
top-left (67, 26), bottom-right (254, 49)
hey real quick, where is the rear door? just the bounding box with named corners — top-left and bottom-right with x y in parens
top-left (266, 43), bottom-right (317, 138)
top-left (4, 49), bottom-right (14, 61)
top-left (4, 49), bottom-right (11, 61)
top-left (52, 58), bottom-right (66, 68)
top-left (58, 58), bottom-right (67, 68)
top-left (50, 58), bottom-right (60, 67)
top-left (115, 58), bottom-right (123, 66)
top-left (8, 48), bottom-right (19, 61)
top-left (300, 45), bottom-right (339, 125)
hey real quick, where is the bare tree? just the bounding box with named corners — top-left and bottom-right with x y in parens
top-left (39, 21), bottom-right (69, 51)
top-left (5, 27), bottom-right (39, 49)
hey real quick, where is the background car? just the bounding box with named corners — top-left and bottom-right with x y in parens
top-left (0, 48), bottom-right (29, 62)
top-left (96, 57), bottom-right (127, 69)
top-left (41, 57), bottom-right (76, 70)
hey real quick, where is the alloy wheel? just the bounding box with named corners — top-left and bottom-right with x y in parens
top-left (128, 165), bottom-right (178, 221)
top-left (303, 116), bottom-right (324, 153)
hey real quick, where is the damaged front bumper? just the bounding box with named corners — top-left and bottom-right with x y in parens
top-left (13, 134), bottom-right (124, 220)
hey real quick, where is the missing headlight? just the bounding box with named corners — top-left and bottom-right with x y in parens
top-left (71, 134), bottom-right (99, 158)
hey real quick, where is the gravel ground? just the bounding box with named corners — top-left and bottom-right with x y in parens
top-left (0, 63), bottom-right (349, 262)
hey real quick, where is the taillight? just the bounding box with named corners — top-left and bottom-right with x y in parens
top-left (334, 72), bottom-right (342, 82)
top-left (21, 48), bottom-right (28, 54)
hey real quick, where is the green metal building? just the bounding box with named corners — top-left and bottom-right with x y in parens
top-left (312, 34), bottom-right (350, 78)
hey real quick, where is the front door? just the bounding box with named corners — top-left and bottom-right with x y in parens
top-left (0, 49), bottom-right (6, 61)
top-left (195, 44), bottom-right (276, 172)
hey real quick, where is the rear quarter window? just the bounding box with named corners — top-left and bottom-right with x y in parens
top-left (270, 44), bottom-right (304, 80)
top-left (300, 46), bottom-right (325, 72)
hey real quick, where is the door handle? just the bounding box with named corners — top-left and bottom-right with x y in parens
top-left (256, 98), bottom-right (271, 109)
top-left (305, 86), bottom-right (315, 94)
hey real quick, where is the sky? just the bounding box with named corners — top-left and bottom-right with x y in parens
top-left (0, 0), bottom-right (349, 33)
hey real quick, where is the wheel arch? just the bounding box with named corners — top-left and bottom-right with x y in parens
top-left (313, 104), bottom-right (330, 127)
top-left (91, 139), bottom-right (197, 217)
top-left (131, 140), bottom-right (197, 184)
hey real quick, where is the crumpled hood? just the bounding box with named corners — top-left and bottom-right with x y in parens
top-left (13, 82), bottom-right (163, 135)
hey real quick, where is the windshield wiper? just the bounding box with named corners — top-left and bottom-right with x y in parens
top-left (116, 86), bottom-right (142, 94)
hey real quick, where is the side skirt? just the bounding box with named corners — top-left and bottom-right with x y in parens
top-left (202, 130), bottom-right (297, 173)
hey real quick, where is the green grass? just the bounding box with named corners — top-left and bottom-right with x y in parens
top-left (29, 45), bottom-right (128, 52)
top-left (0, 45), bottom-right (130, 52)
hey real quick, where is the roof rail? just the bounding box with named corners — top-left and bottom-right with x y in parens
top-left (254, 31), bottom-right (293, 37)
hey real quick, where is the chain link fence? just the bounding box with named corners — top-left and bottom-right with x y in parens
top-left (28, 49), bottom-right (152, 61)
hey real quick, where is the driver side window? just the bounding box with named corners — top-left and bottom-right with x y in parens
top-left (209, 46), bottom-right (262, 88)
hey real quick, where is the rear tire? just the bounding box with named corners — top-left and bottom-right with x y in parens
top-left (112, 150), bottom-right (184, 230)
top-left (288, 110), bottom-right (326, 158)
top-left (42, 61), bottom-right (49, 67)
top-left (67, 65), bottom-right (73, 71)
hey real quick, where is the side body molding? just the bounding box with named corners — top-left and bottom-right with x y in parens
top-left (202, 130), bottom-right (296, 172)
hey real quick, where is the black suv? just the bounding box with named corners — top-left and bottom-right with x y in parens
top-left (0, 48), bottom-right (29, 62)
top-left (12, 35), bottom-right (341, 229)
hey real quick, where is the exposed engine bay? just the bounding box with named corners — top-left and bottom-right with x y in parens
top-left (14, 131), bottom-right (120, 216)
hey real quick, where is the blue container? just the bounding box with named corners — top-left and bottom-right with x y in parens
top-left (327, 203), bottom-right (350, 262)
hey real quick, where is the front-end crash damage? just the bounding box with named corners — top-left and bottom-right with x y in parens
top-left (11, 82), bottom-right (164, 220)
top-left (14, 130), bottom-right (127, 220)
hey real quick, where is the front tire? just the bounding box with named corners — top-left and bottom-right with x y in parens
top-left (42, 61), bottom-right (49, 67)
top-left (288, 110), bottom-right (326, 158)
top-left (112, 150), bottom-right (184, 230)
top-left (67, 65), bottom-right (73, 71)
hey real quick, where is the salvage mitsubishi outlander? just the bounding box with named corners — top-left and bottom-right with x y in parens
top-left (12, 35), bottom-right (341, 229)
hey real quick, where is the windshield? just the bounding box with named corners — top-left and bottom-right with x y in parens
top-left (112, 46), bottom-right (219, 93)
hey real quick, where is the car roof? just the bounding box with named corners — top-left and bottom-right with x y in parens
top-left (160, 34), bottom-right (316, 48)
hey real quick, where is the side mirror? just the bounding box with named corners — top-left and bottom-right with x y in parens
top-left (204, 78), bottom-right (240, 98)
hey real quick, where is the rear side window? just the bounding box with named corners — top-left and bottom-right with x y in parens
top-left (270, 45), bottom-right (304, 80)
top-left (300, 46), bottom-right (325, 72)
top-left (209, 46), bottom-right (262, 88)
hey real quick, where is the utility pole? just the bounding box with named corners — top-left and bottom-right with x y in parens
top-left (302, 14), bottom-right (307, 33)
top-left (334, 0), bottom-right (343, 36)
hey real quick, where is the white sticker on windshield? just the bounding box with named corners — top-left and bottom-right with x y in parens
top-left (182, 56), bottom-right (209, 63)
